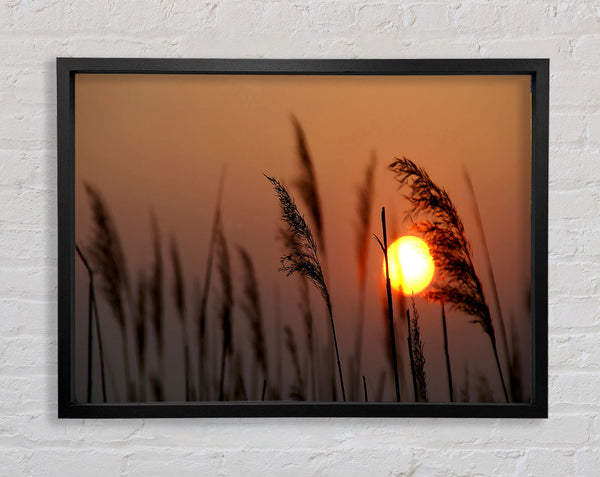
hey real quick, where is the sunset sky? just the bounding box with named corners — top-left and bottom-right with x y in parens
top-left (74, 73), bottom-right (531, 403)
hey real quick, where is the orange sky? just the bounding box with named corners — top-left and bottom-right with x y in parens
top-left (74, 73), bottom-right (531, 402)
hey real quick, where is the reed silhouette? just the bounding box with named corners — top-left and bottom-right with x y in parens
top-left (198, 167), bottom-right (226, 400)
top-left (374, 207), bottom-right (401, 402)
top-left (84, 183), bottom-right (135, 401)
top-left (265, 174), bottom-right (346, 401)
top-left (352, 153), bottom-right (377, 399)
top-left (409, 296), bottom-right (427, 402)
top-left (134, 271), bottom-right (147, 401)
top-left (215, 220), bottom-right (233, 401)
top-left (389, 157), bottom-right (509, 402)
top-left (237, 246), bottom-right (268, 400)
top-left (149, 213), bottom-right (165, 400)
top-left (170, 237), bottom-right (193, 400)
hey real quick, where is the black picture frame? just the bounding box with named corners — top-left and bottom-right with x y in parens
top-left (57, 58), bottom-right (548, 419)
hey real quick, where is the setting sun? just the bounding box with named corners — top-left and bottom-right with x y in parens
top-left (384, 235), bottom-right (435, 294)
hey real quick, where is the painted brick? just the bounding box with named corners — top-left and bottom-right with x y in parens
top-left (0, 0), bottom-right (598, 475)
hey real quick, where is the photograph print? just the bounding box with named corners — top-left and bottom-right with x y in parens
top-left (72, 70), bottom-right (534, 407)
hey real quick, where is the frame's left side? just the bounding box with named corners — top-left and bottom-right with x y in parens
top-left (57, 58), bottom-right (76, 417)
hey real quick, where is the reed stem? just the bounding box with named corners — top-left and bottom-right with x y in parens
top-left (379, 207), bottom-right (401, 402)
top-left (91, 286), bottom-right (107, 402)
top-left (327, 303), bottom-right (346, 401)
top-left (76, 244), bottom-right (107, 403)
top-left (464, 169), bottom-right (512, 401)
top-left (490, 335), bottom-right (509, 402)
top-left (441, 303), bottom-right (454, 402)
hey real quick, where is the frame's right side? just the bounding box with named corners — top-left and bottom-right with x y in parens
top-left (530, 59), bottom-right (549, 418)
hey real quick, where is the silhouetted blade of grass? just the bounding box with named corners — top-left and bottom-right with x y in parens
top-left (149, 212), bottom-right (165, 398)
top-left (374, 207), bottom-right (401, 402)
top-left (135, 271), bottom-right (147, 401)
top-left (216, 220), bottom-right (233, 401)
top-left (76, 243), bottom-right (107, 403)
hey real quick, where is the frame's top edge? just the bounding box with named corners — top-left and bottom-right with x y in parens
top-left (55, 58), bottom-right (550, 75)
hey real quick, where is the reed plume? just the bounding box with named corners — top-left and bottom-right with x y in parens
top-left (148, 212), bottom-right (165, 398)
top-left (284, 325), bottom-right (305, 401)
top-left (84, 183), bottom-right (135, 401)
top-left (216, 220), bottom-right (233, 401)
top-left (291, 115), bottom-right (326, 258)
top-left (265, 174), bottom-right (346, 400)
top-left (409, 296), bottom-right (427, 402)
top-left (170, 237), bottom-right (193, 401)
top-left (237, 246), bottom-right (268, 399)
top-left (134, 271), bottom-right (147, 401)
top-left (352, 152), bottom-right (377, 398)
top-left (198, 167), bottom-right (226, 400)
top-left (388, 156), bottom-right (509, 402)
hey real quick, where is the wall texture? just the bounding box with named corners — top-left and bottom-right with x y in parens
top-left (0, 1), bottom-right (599, 475)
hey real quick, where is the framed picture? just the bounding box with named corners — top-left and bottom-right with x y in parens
top-left (57, 58), bottom-right (548, 418)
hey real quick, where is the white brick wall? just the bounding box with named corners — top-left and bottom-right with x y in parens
top-left (0, 0), bottom-right (598, 475)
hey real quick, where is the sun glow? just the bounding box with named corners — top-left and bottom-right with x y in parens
top-left (384, 236), bottom-right (434, 294)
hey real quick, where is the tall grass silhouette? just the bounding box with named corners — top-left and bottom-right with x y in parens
top-left (84, 183), bottom-right (135, 401)
top-left (197, 167), bottom-right (226, 400)
top-left (237, 246), bottom-right (268, 400)
top-left (170, 237), bottom-right (193, 400)
top-left (352, 152), bottom-right (376, 399)
top-left (265, 175), bottom-right (346, 401)
top-left (215, 219), bottom-right (233, 401)
top-left (134, 271), bottom-right (147, 401)
top-left (389, 156), bottom-right (509, 402)
top-left (149, 213), bottom-right (165, 400)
